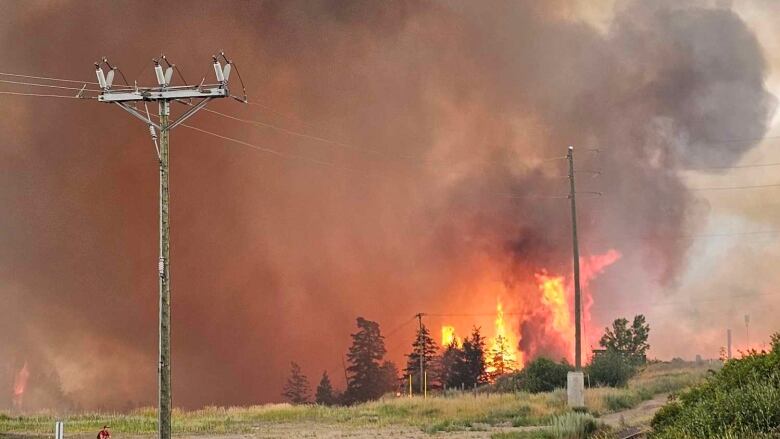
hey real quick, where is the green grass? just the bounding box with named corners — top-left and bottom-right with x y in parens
top-left (585, 362), bottom-right (711, 416)
top-left (0, 362), bottom-right (710, 436)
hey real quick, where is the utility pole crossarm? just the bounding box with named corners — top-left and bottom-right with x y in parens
top-left (93, 53), bottom-right (242, 439)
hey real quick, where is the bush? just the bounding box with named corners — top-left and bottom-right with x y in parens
top-left (548, 412), bottom-right (600, 439)
top-left (651, 333), bottom-right (780, 438)
top-left (495, 358), bottom-right (573, 393)
top-left (587, 351), bottom-right (635, 387)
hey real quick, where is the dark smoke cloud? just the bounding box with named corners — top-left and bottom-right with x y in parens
top-left (0, 0), bottom-right (773, 410)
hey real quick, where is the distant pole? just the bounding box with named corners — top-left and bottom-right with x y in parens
top-left (424, 371), bottom-right (428, 399)
top-left (415, 313), bottom-right (425, 394)
top-left (408, 374), bottom-right (412, 398)
top-left (727, 329), bottom-right (732, 359)
top-left (341, 355), bottom-right (349, 388)
top-left (567, 146), bottom-right (583, 370)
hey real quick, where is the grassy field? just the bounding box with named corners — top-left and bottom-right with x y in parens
top-left (0, 362), bottom-right (714, 437)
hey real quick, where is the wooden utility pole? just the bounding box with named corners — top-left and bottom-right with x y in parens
top-left (158, 100), bottom-right (172, 439)
top-left (415, 313), bottom-right (425, 394)
top-left (95, 54), bottom-right (240, 439)
top-left (567, 146), bottom-right (583, 370)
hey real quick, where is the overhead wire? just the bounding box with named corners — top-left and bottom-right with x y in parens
top-left (179, 122), bottom-right (370, 174)
top-left (12, 70), bottom-right (780, 205)
top-left (0, 71), bottom-right (101, 86)
top-left (690, 183), bottom-right (780, 191)
top-left (0, 78), bottom-right (102, 92)
top-left (0, 90), bottom-right (86, 99)
top-left (683, 161), bottom-right (780, 171)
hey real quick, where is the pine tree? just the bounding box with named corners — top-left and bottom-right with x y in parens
top-left (459, 326), bottom-right (488, 387)
top-left (315, 371), bottom-right (336, 405)
top-left (404, 323), bottom-right (440, 391)
top-left (439, 340), bottom-right (467, 389)
top-left (379, 360), bottom-right (400, 394)
top-left (282, 361), bottom-right (311, 404)
top-left (343, 317), bottom-right (388, 404)
top-left (488, 333), bottom-right (515, 380)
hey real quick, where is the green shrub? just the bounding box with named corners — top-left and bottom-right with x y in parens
top-left (603, 392), bottom-right (641, 412)
top-left (549, 412), bottom-right (600, 439)
top-left (495, 358), bottom-right (573, 393)
top-left (588, 351), bottom-right (635, 387)
top-left (651, 333), bottom-right (780, 438)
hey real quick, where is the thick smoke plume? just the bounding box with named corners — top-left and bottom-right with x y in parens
top-left (0, 0), bottom-right (774, 410)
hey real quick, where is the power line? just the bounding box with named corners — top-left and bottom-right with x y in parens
top-left (0, 78), bottom-right (101, 92)
top-left (383, 316), bottom-right (418, 339)
top-left (0, 71), bottom-right (102, 86)
top-left (690, 183), bottom-right (780, 191)
top-left (684, 161), bottom-right (780, 171)
top-left (0, 90), bottom-right (85, 99)
top-left (180, 123), bottom-right (369, 173)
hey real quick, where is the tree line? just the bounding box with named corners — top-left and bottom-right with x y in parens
top-left (282, 316), bottom-right (499, 405)
top-left (283, 314), bottom-right (650, 404)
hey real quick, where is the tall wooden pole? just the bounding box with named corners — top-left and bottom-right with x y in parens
top-left (567, 146), bottom-right (583, 371)
top-left (416, 313), bottom-right (424, 394)
top-left (158, 100), bottom-right (172, 439)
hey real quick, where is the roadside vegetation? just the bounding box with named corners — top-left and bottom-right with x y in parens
top-left (0, 361), bottom-right (708, 436)
top-left (650, 333), bottom-right (780, 439)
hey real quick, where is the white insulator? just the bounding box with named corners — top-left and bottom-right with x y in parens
top-left (106, 70), bottom-right (115, 88)
top-left (96, 68), bottom-right (107, 89)
top-left (154, 64), bottom-right (166, 86)
top-left (148, 125), bottom-right (157, 139)
top-left (222, 63), bottom-right (231, 82)
top-left (164, 67), bottom-right (173, 85)
top-left (213, 61), bottom-right (225, 82)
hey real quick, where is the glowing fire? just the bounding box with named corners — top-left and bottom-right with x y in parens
top-left (12, 361), bottom-right (29, 410)
top-left (441, 325), bottom-right (462, 347)
top-left (537, 273), bottom-right (572, 338)
top-left (438, 249), bottom-right (620, 375)
top-left (486, 300), bottom-right (521, 374)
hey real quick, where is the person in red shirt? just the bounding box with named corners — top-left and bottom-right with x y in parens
top-left (97, 426), bottom-right (111, 439)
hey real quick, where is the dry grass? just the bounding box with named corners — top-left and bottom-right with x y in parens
top-left (0, 362), bottom-right (711, 436)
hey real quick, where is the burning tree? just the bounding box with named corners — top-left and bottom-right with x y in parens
top-left (282, 362), bottom-right (311, 404)
top-left (343, 317), bottom-right (391, 403)
top-left (488, 334), bottom-right (515, 380)
top-left (404, 323), bottom-right (440, 390)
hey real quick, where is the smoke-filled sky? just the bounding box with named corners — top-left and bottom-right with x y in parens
top-left (1, 0), bottom-right (778, 411)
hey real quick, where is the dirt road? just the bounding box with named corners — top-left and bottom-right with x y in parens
top-left (600, 393), bottom-right (669, 429)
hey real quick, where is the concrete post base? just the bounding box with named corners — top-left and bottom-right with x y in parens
top-left (567, 371), bottom-right (585, 408)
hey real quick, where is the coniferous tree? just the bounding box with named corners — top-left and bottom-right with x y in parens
top-left (379, 360), bottom-right (400, 394)
top-left (404, 324), bottom-right (440, 390)
top-left (488, 333), bottom-right (516, 380)
top-left (282, 361), bottom-right (311, 404)
top-left (459, 326), bottom-right (488, 387)
top-left (439, 340), bottom-right (467, 389)
top-left (343, 317), bottom-right (388, 404)
top-left (315, 371), bottom-right (336, 405)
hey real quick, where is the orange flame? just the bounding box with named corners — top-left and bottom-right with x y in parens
top-left (12, 361), bottom-right (29, 409)
top-left (486, 300), bottom-right (521, 374)
top-left (438, 250), bottom-right (620, 373)
top-left (441, 325), bottom-right (462, 348)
